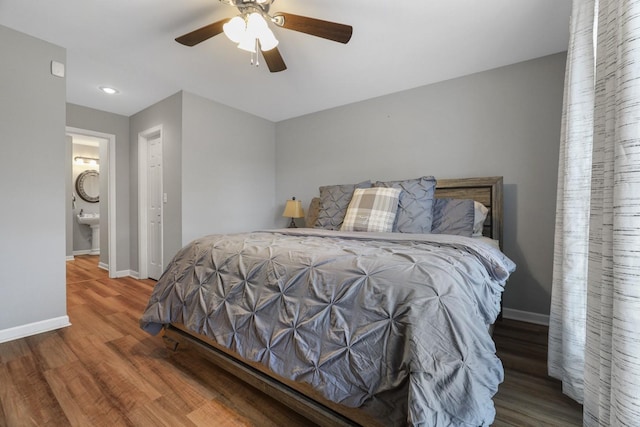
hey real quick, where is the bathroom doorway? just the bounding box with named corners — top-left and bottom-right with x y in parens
top-left (66, 127), bottom-right (117, 278)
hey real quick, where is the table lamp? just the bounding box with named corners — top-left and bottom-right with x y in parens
top-left (282, 197), bottom-right (305, 228)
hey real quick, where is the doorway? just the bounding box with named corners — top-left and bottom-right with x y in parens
top-left (66, 127), bottom-right (117, 278)
top-left (138, 125), bottom-right (164, 280)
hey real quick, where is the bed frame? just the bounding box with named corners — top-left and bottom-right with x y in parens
top-left (162, 176), bottom-right (504, 426)
top-left (435, 176), bottom-right (503, 249)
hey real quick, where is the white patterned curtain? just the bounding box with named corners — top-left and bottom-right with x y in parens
top-left (549, 0), bottom-right (640, 425)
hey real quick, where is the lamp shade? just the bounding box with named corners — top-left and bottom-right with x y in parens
top-left (237, 34), bottom-right (257, 53)
top-left (226, 12), bottom-right (279, 56)
top-left (258, 28), bottom-right (279, 51)
top-left (223, 16), bottom-right (246, 43)
top-left (282, 198), bottom-right (304, 218)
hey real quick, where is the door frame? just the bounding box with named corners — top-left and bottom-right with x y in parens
top-left (138, 125), bottom-right (163, 280)
top-left (66, 126), bottom-right (117, 278)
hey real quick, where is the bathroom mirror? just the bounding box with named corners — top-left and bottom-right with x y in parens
top-left (76, 170), bottom-right (99, 203)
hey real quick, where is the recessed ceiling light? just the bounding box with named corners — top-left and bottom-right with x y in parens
top-left (99, 86), bottom-right (119, 95)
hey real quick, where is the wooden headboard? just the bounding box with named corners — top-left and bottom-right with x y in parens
top-left (435, 176), bottom-right (503, 248)
top-left (305, 176), bottom-right (504, 249)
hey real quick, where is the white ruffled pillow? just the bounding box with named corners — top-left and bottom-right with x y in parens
top-left (472, 201), bottom-right (489, 237)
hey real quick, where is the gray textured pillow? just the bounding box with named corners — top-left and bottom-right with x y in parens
top-left (314, 181), bottom-right (372, 230)
top-left (374, 176), bottom-right (436, 233)
top-left (431, 198), bottom-right (475, 237)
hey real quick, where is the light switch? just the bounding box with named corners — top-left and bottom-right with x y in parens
top-left (163, 193), bottom-right (168, 203)
top-left (51, 61), bottom-right (65, 78)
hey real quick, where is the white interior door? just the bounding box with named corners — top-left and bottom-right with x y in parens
top-left (147, 135), bottom-right (163, 280)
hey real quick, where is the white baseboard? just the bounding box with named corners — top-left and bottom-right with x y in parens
top-left (115, 270), bottom-right (132, 278)
top-left (66, 255), bottom-right (75, 261)
top-left (92, 261), bottom-right (139, 280)
top-left (502, 308), bottom-right (549, 326)
top-left (97, 262), bottom-right (130, 279)
top-left (72, 249), bottom-right (93, 256)
top-left (129, 270), bottom-right (141, 279)
top-left (0, 316), bottom-right (71, 344)
top-left (97, 262), bottom-right (136, 279)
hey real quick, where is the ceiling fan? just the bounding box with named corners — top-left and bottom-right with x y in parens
top-left (175, 0), bottom-right (353, 72)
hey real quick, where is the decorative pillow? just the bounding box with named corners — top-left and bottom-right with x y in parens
top-left (341, 187), bottom-right (401, 232)
top-left (306, 197), bottom-right (321, 228)
top-left (431, 198), bottom-right (475, 237)
top-left (314, 181), bottom-right (372, 230)
top-left (472, 201), bottom-right (490, 237)
top-left (374, 176), bottom-right (436, 233)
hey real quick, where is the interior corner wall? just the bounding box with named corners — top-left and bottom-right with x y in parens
top-left (0, 25), bottom-right (67, 333)
top-left (66, 103), bottom-right (131, 272)
top-left (65, 135), bottom-right (73, 259)
top-left (129, 91), bottom-right (183, 274)
top-left (181, 91), bottom-right (277, 245)
top-left (275, 52), bottom-right (567, 317)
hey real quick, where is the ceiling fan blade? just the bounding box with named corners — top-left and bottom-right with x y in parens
top-left (273, 13), bottom-right (352, 44)
top-left (175, 19), bottom-right (229, 47)
top-left (262, 47), bottom-right (287, 73)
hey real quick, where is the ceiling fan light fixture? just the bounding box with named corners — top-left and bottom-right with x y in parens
top-left (223, 16), bottom-right (246, 43)
top-left (175, 4), bottom-right (351, 73)
top-left (237, 34), bottom-right (257, 53)
top-left (246, 13), bottom-right (268, 36)
top-left (259, 28), bottom-right (278, 51)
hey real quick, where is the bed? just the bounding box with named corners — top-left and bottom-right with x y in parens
top-left (140, 176), bottom-right (515, 426)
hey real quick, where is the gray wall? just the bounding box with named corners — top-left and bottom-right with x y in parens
top-left (129, 92), bottom-right (183, 274)
top-left (181, 92), bottom-right (277, 244)
top-left (66, 104), bottom-right (131, 273)
top-left (0, 25), bottom-right (67, 329)
top-left (128, 91), bottom-right (277, 272)
top-left (275, 53), bottom-right (566, 316)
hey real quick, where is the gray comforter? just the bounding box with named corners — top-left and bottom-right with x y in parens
top-left (140, 229), bottom-right (515, 426)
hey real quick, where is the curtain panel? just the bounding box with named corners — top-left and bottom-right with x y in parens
top-left (549, 0), bottom-right (640, 425)
top-left (548, 0), bottom-right (595, 403)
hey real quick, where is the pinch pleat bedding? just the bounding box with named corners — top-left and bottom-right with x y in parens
top-left (141, 229), bottom-right (515, 426)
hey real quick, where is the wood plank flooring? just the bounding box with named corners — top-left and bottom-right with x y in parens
top-left (0, 256), bottom-right (583, 426)
top-left (492, 320), bottom-right (583, 426)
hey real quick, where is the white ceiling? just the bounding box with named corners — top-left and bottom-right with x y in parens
top-left (0, 0), bottom-right (571, 122)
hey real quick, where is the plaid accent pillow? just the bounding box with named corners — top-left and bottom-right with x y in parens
top-left (341, 187), bottom-right (401, 232)
top-left (374, 176), bottom-right (436, 233)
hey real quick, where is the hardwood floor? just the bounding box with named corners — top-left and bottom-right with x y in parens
top-left (492, 320), bottom-right (583, 426)
top-left (0, 256), bottom-right (583, 426)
